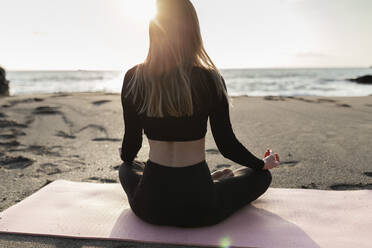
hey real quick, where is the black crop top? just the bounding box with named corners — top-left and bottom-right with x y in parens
top-left (120, 65), bottom-right (264, 170)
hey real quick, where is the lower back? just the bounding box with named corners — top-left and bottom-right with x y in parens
top-left (148, 138), bottom-right (206, 167)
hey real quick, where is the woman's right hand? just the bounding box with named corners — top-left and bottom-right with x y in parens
top-left (263, 149), bottom-right (280, 170)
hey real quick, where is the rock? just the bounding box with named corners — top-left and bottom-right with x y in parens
top-left (0, 66), bottom-right (10, 96)
top-left (348, 75), bottom-right (372, 84)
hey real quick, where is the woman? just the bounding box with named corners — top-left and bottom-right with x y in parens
top-left (119, 0), bottom-right (280, 227)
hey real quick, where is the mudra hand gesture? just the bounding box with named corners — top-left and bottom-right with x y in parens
top-left (263, 149), bottom-right (280, 170)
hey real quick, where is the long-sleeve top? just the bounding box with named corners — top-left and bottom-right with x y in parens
top-left (120, 65), bottom-right (264, 170)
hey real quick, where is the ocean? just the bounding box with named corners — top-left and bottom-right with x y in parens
top-left (7, 68), bottom-right (372, 97)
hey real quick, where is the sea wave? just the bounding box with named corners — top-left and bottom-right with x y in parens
top-left (7, 68), bottom-right (372, 97)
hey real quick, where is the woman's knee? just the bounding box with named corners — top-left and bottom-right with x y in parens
top-left (119, 162), bottom-right (138, 185)
top-left (118, 163), bottom-right (127, 184)
top-left (258, 169), bottom-right (272, 190)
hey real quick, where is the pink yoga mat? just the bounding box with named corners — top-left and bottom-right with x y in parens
top-left (0, 180), bottom-right (371, 248)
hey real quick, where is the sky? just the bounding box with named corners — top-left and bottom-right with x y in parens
top-left (1, 0), bottom-right (371, 70)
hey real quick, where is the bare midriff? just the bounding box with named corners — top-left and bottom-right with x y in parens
top-left (148, 137), bottom-right (206, 167)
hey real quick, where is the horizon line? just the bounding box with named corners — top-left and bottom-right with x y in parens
top-left (6, 65), bottom-right (372, 72)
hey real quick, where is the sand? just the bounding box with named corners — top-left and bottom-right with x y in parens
top-left (1, 93), bottom-right (372, 247)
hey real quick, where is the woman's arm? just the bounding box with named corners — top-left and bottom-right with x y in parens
top-left (120, 67), bottom-right (143, 162)
top-left (209, 77), bottom-right (264, 170)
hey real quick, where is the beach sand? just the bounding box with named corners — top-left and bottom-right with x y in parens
top-left (1, 93), bottom-right (372, 247)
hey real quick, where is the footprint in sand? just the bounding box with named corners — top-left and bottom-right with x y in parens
top-left (49, 94), bottom-right (71, 98)
top-left (206, 149), bottom-right (220, 155)
top-left (12, 129), bottom-right (26, 136)
top-left (317, 98), bottom-right (337, 103)
top-left (0, 133), bottom-right (17, 140)
top-left (363, 172), bottom-right (372, 177)
top-left (10, 145), bottom-right (62, 157)
top-left (85, 177), bottom-right (117, 183)
top-left (280, 160), bottom-right (299, 167)
top-left (279, 153), bottom-right (299, 167)
top-left (92, 138), bottom-right (121, 142)
top-left (31, 106), bottom-right (74, 130)
top-left (37, 163), bottom-right (62, 176)
top-left (0, 129), bottom-right (26, 140)
top-left (68, 154), bottom-right (81, 158)
top-left (0, 119), bottom-right (27, 128)
top-left (291, 97), bottom-right (317, 103)
top-left (91, 100), bottom-right (112, 106)
top-left (264, 96), bottom-right (286, 101)
top-left (10, 98), bottom-right (44, 106)
top-left (0, 156), bottom-right (34, 169)
top-left (336, 103), bottom-right (352, 108)
top-left (0, 140), bottom-right (21, 148)
top-left (79, 124), bottom-right (108, 136)
top-left (301, 182), bottom-right (319, 189)
top-left (58, 159), bottom-right (86, 167)
top-left (24, 115), bottom-right (35, 125)
top-left (330, 183), bottom-right (372, 190)
top-left (1, 98), bottom-right (44, 108)
top-left (33, 106), bottom-right (61, 115)
top-left (79, 124), bottom-right (119, 142)
top-left (55, 131), bottom-right (76, 139)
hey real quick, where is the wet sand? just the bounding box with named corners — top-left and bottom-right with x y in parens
top-left (1, 93), bottom-right (372, 247)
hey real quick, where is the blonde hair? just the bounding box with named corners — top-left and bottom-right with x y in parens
top-left (125, 0), bottom-right (228, 117)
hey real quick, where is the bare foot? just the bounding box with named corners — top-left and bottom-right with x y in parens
top-left (211, 169), bottom-right (234, 180)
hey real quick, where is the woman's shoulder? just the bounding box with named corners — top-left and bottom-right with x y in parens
top-left (191, 66), bottom-right (220, 88)
top-left (192, 66), bottom-right (216, 77)
top-left (122, 64), bottom-right (145, 94)
top-left (122, 64), bottom-right (140, 99)
top-left (192, 66), bottom-right (225, 93)
top-left (124, 64), bottom-right (142, 82)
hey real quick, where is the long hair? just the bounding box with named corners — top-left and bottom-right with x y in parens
top-left (125, 0), bottom-right (228, 117)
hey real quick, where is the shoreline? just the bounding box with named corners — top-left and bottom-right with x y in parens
top-left (1, 92), bottom-right (372, 247)
top-left (6, 91), bottom-right (372, 98)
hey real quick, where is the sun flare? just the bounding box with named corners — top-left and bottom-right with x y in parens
top-left (122, 0), bottom-right (157, 22)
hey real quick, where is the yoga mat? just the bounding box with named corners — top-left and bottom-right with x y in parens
top-left (0, 180), bottom-right (371, 248)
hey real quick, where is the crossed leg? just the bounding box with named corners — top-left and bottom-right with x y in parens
top-left (208, 167), bottom-right (272, 224)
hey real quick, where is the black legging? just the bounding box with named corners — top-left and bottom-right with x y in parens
top-left (119, 160), bottom-right (272, 228)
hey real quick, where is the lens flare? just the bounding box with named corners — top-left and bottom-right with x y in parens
top-left (219, 236), bottom-right (231, 248)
